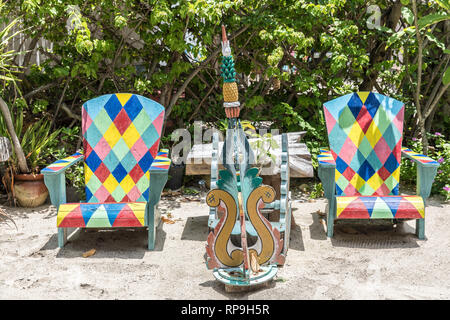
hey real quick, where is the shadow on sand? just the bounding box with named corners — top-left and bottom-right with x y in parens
top-left (39, 222), bottom-right (167, 259)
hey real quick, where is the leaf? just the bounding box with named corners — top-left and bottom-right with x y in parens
top-left (250, 251), bottom-right (260, 274)
top-left (401, 7), bottom-right (414, 25)
top-left (161, 216), bottom-right (175, 224)
top-left (443, 66), bottom-right (450, 85)
top-left (82, 249), bottom-right (96, 258)
top-left (418, 14), bottom-right (449, 30)
top-left (240, 120), bottom-right (255, 131)
top-left (435, 0), bottom-right (450, 12)
top-left (400, 0), bottom-right (410, 5)
top-left (425, 33), bottom-right (446, 51)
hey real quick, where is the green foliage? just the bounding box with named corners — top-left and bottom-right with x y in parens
top-left (310, 182), bottom-right (324, 199)
top-left (401, 133), bottom-right (450, 201)
top-left (0, 0), bottom-right (448, 198)
top-left (0, 100), bottom-right (60, 173)
top-left (243, 121), bottom-right (279, 168)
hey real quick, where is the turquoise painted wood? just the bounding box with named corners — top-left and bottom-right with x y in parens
top-left (411, 159), bottom-right (438, 240)
top-left (318, 161), bottom-right (336, 237)
top-left (147, 169), bottom-right (169, 250)
top-left (279, 133), bottom-right (292, 253)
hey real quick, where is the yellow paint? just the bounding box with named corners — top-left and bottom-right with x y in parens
top-left (336, 196), bottom-right (358, 217)
top-left (104, 123), bottom-right (122, 148)
top-left (335, 170), bottom-right (342, 182)
top-left (126, 202), bottom-right (146, 225)
top-left (246, 185), bottom-right (279, 265)
top-left (119, 175), bottom-right (136, 194)
top-left (153, 161), bottom-right (170, 167)
top-left (103, 174), bottom-right (119, 194)
top-left (347, 122), bottom-right (364, 146)
top-left (349, 172), bottom-right (365, 191)
top-left (206, 189), bottom-right (243, 267)
top-left (357, 91), bottom-right (370, 104)
top-left (122, 123), bottom-right (140, 149)
top-left (84, 163), bottom-right (93, 184)
top-left (391, 167), bottom-right (401, 186)
top-left (116, 93), bottom-right (132, 106)
top-left (406, 196), bottom-right (425, 218)
top-left (366, 172), bottom-right (383, 191)
top-left (365, 121), bottom-right (383, 147)
top-left (57, 204), bottom-right (81, 226)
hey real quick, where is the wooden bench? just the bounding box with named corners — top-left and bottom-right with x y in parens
top-left (185, 131), bottom-right (314, 178)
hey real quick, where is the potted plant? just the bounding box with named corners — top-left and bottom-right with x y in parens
top-left (0, 17), bottom-right (59, 207)
top-left (0, 101), bottom-right (60, 207)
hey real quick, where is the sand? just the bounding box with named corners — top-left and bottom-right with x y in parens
top-left (0, 192), bottom-right (449, 300)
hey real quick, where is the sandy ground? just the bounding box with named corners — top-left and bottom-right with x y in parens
top-left (0, 191), bottom-right (449, 300)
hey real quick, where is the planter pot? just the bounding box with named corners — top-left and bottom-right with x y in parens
top-left (166, 163), bottom-right (185, 190)
top-left (14, 173), bottom-right (49, 207)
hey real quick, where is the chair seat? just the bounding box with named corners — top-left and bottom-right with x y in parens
top-left (57, 202), bottom-right (147, 228)
top-left (336, 195), bottom-right (424, 219)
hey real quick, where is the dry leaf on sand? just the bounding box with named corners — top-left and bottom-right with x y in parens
top-left (82, 249), bottom-right (96, 258)
top-left (250, 251), bottom-right (260, 274)
top-left (161, 216), bottom-right (175, 224)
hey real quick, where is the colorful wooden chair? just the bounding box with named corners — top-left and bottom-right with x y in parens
top-left (318, 92), bottom-right (439, 239)
top-left (42, 93), bottom-right (170, 249)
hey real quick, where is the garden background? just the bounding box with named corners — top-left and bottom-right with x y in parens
top-left (0, 0), bottom-right (448, 202)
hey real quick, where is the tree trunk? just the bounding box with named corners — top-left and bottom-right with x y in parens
top-left (359, 2), bottom-right (403, 91)
top-left (0, 96), bottom-right (29, 173)
top-left (419, 118), bottom-right (429, 155)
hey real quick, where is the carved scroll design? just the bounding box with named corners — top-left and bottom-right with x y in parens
top-left (205, 185), bottom-right (285, 269)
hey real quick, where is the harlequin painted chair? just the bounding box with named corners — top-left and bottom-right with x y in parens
top-left (42, 93), bottom-right (170, 249)
top-left (318, 92), bottom-right (439, 239)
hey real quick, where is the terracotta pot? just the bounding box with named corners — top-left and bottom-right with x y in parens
top-left (13, 173), bottom-right (49, 207)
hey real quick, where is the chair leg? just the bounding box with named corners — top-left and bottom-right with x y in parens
top-left (148, 225), bottom-right (156, 250)
top-left (147, 205), bottom-right (155, 250)
top-left (326, 198), bottom-right (335, 238)
top-left (416, 218), bottom-right (425, 240)
top-left (327, 210), bottom-right (334, 238)
top-left (58, 228), bottom-right (67, 248)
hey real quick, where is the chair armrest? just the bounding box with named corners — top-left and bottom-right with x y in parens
top-left (149, 149), bottom-right (171, 173)
top-left (401, 147), bottom-right (440, 167)
top-left (41, 152), bottom-right (84, 175)
top-left (148, 149), bottom-right (171, 206)
top-left (41, 152), bottom-right (83, 207)
top-left (401, 147), bottom-right (439, 203)
top-left (317, 148), bottom-right (336, 200)
top-left (318, 148), bottom-right (336, 168)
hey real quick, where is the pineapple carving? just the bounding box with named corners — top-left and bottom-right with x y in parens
top-left (221, 25), bottom-right (240, 118)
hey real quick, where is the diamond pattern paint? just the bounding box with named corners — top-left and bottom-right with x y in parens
top-left (82, 94), bottom-right (165, 202)
top-left (323, 92), bottom-right (405, 197)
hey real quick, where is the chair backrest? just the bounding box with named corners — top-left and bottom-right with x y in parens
top-left (82, 93), bottom-right (165, 203)
top-left (323, 92), bottom-right (404, 196)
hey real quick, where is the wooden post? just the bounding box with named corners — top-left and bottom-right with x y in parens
top-left (0, 137), bottom-right (11, 162)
